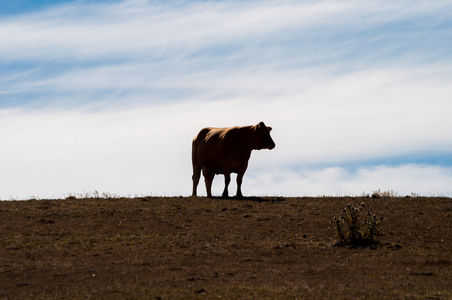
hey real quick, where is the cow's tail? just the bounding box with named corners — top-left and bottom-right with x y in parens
top-left (192, 137), bottom-right (200, 173)
top-left (191, 132), bottom-right (202, 196)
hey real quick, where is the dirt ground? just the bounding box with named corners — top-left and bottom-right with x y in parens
top-left (1, 196), bottom-right (451, 299)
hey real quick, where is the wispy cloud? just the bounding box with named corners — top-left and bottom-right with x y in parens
top-left (2, 0), bottom-right (452, 105)
top-left (2, 1), bottom-right (451, 62)
top-left (1, 0), bottom-right (452, 198)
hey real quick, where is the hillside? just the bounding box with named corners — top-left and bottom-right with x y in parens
top-left (1, 196), bottom-right (451, 299)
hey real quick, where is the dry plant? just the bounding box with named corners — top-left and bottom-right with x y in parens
top-left (331, 202), bottom-right (384, 247)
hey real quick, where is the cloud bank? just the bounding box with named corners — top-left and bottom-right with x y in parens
top-left (1, 0), bottom-right (452, 199)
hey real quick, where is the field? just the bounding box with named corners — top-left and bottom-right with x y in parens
top-left (1, 195), bottom-right (451, 299)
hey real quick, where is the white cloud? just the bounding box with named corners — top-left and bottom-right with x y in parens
top-left (1, 99), bottom-right (452, 199)
top-left (243, 164), bottom-right (452, 197)
top-left (0, 105), bottom-right (193, 199)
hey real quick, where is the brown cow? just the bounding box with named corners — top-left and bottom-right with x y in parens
top-left (192, 122), bottom-right (275, 198)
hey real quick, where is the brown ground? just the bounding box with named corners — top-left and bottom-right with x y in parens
top-left (1, 196), bottom-right (451, 299)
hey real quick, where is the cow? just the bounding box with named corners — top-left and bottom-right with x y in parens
top-left (192, 122), bottom-right (275, 198)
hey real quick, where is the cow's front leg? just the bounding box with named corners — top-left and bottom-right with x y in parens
top-left (236, 172), bottom-right (244, 198)
top-left (222, 173), bottom-right (231, 198)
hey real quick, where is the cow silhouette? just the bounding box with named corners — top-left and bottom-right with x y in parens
top-left (192, 122), bottom-right (275, 198)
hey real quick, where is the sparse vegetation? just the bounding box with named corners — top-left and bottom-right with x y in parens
top-left (64, 190), bottom-right (121, 200)
top-left (331, 202), bottom-right (384, 247)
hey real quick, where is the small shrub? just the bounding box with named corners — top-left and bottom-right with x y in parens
top-left (371, 189), bottom-right (398, 199)
top-left (331, 202), bottom-right (384, 247)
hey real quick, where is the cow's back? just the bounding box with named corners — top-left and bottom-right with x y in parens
top-left (193, 127), bottom-right (212, 145)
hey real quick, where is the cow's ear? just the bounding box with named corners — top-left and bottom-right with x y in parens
top-left (267, 126), bottom-right (272, 132)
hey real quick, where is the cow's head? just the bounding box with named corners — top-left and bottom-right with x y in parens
top-left (253, 121), bottom-right (276, 150)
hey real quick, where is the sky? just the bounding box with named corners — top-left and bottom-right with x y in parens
top-left (1, 0), bottom-right (452, 199)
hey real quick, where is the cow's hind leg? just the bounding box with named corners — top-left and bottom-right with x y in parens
top-left (222, 173), bottom-right (231, 198)
top-left (203, 168), bottom-right (215, 198)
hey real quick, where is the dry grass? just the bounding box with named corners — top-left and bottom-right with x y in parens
top-left (1, 196), bottom-right (451, 299)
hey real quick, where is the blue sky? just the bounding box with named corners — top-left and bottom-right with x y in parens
top-left (1, 0), bottom-right (452, 199)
